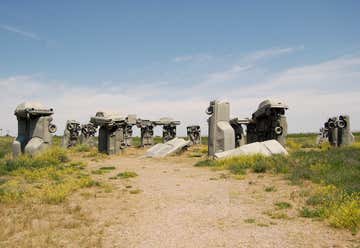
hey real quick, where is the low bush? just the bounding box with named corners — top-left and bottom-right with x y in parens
top-left (275, 201), bottom-right (292, 209)
top-left (92, 166), bottom-right (116, 174)
top-left (194, 159), bottom-right (217, 167)
top-left (264, 186), bottom-right (276, 192)
top-left (117, 171), bottom-right (138, 179)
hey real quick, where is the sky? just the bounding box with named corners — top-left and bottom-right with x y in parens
top-left (0, 0), bottom-right (360, 136)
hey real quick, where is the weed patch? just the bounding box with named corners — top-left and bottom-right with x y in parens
top-left (299, 207), bottom-right (323, 218)
top-left (84, 150), bottom-right (107, 161)
top-left (194, 159), bottom-right (217, 167)
top-left (129, 189), bottom-right (142, 194)
top-left (301, 185), bottom-right (360, 233)
top-left (91, 166), bottom-right (116, 175)
top-left (264, 186), bottom-right (277, 192)
top-left (72, 144), bottom-right (91, 152)
top-left (257, 223), bottom-right (269, 227)
top-left (244, 218), bottom-right (256, 224)
top-left (264, 210), bottom-right (290, 219)
top-left (117, 171), bottom-right (138, 179)
top-left (0, 147), bottom-right (95, 204)
top-left (194, 139), bottom-right (360, 233)
top-left (275, 201), bottom-right (292, 209)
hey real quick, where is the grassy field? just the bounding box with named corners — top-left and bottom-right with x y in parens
top-left (0, 133), bottom-right (359, 234)
top-left (0, 136), bottom-right (103, 205)
top-left (196, 132), bottom-right (360, 234)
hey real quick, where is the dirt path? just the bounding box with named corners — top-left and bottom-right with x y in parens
top-left (66, 149), bottom-right (358, 248)
top-left (2, 148), bottom-right (358, 248)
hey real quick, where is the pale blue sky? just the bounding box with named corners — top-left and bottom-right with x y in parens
top-left (0, 1), bottom-right (360, 135)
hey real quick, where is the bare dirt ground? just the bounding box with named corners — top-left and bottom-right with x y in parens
top-left (1, 148), bottom-right (359, 248)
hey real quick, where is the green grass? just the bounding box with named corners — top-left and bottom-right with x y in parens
top-left (195, 155), bottom-right (271, 175)
top-left (132, 136), bottom-right (163, 147)
top-left (0, 146), bottom-right (69, 174)
top-left (83, 149), bottom-right (108, 161)
top-left (194, 137), bottom-right (360, 233)
top-left (129, 189), bottom-right (142, 194)
top-left (264, 210), bottom-right (290, 219)
top-left (117, 171), bottom-right (138, 179)
top-left (257, 223), bottom-right (270, 227)
top-left (100, 166), bottom-right (115, 170)
top-left (0, 147), bottom-right (95, 204)
top-left (199, 147), bottom-right (360, 193)
top-left (275, 201), bottom-right (292, 209)
top-left (299, 206), bottom-right (323, 218)
top-left (301, 185), bottom-right (360, 234)
top-left (72, 144), bottom-right (91, 152)
top-left (91, 166), bottom-right (116, 174)
top-left (0, 136), bottom-right (13, 159)
top-left (264, 186), bottom-right (277, 192)
top-left (194, 159), bottom-right (217, 167)
top-left (244, 218), bottom-right (256, 223)
top-left (52, 135), bottom-right (62, 147)
top-left (187, 145), bottom-right (208, 158)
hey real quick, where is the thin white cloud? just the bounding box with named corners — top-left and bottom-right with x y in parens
top-left (244, 45), bottom-right (304, 62)
top-left (232, 55), bottom-right (360, 96)
top-left (187, 45), bottom-right (304, 92)
top-left (206, 65), bottom-right (253, 82)
top-left (0, 24), bottom-right (41, 40)
top-left (172, 46), bottom-right (303, 64)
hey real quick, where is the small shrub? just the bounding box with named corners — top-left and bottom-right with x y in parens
top-left (100, 166), bottom-right (115, 170)
top-left (263, 210), bottom-right (289, 219)
top-left (265, 186), bottom-right (276, 192)
top-left (269, 155), bottom-right (290, 174)
top-left (252, 160), bottom-right (268, 173)
top-left (328, 193), bottom-right (360, 234)
top-left (117, 171), bottom-right (138, 179)
top-left (219, 173), bottom-right (229, 179)
top-left (102, 183), bottom-right (113, 193)
top-left (194, 159), bottom-right (217, 167)
top-left (129, 189), bottom-right (142, 194)
top-left (188, 153), bottom-right (203, 158)
top-left (92, 170), bottom-right (105, 175)
top-left (275, 201), bottom-right (292, 209)
top-left (300, 207), bottom-right (324, 218)
top-left (223, 155), bottom-right (265, 174)
top-left (233, 174), bottom-right (246, 180)
top-left (92, 166), bottom-right (116, 174)
top-left (244, 218), bottom-right (255, 223)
